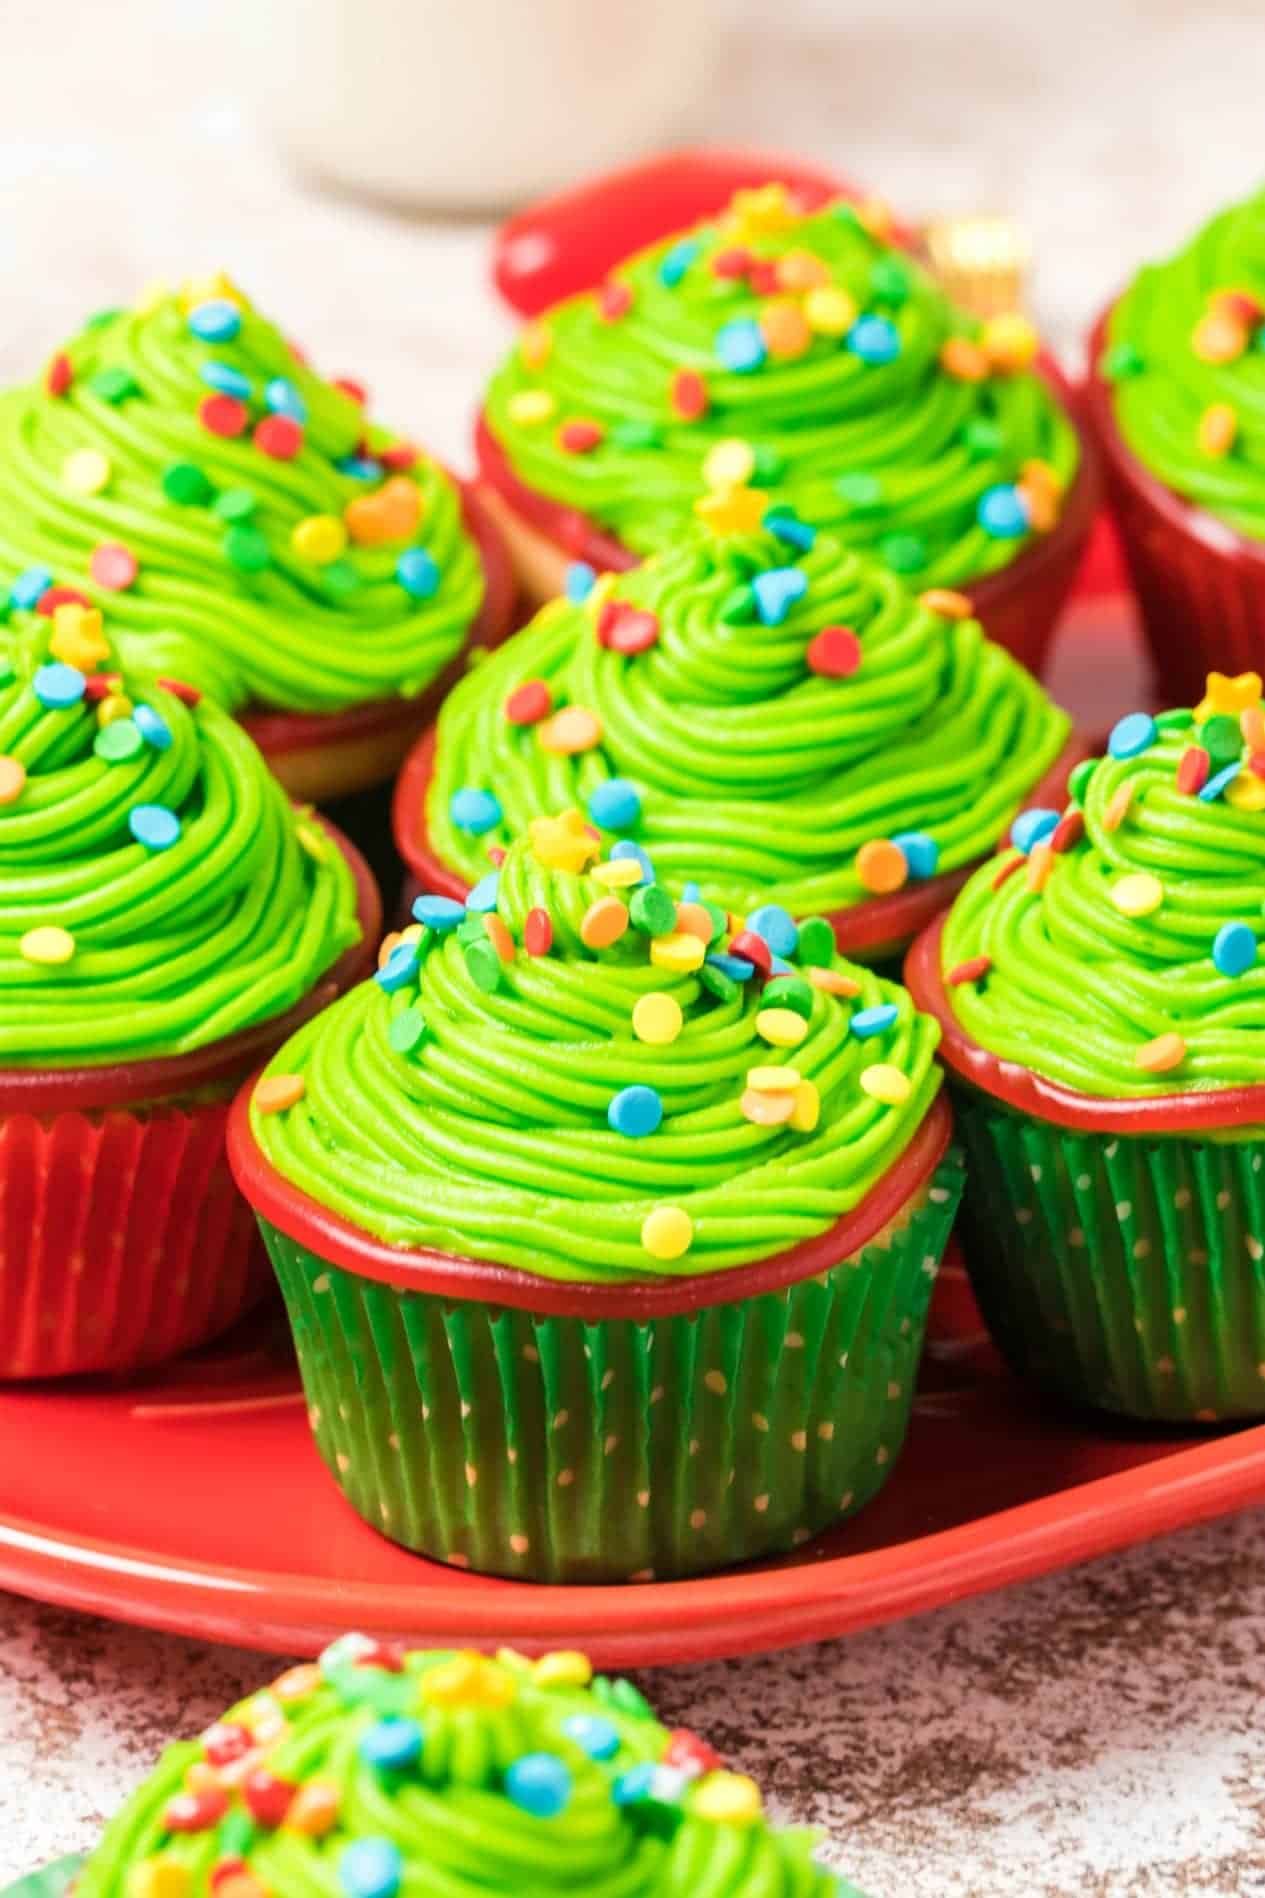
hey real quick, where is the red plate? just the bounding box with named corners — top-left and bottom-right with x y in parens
top-left (0, 569), bottom-right (1262, 1666)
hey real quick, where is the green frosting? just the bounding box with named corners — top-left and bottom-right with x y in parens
top-left (424, 529), bottom-right (1071, 922)
top-left (1106, 187), bottom-right (1265, 539)
top-left (941, 681), bottom-right (1265, 1102)
top-left (0, 617), bottom-right (359, 1067)
top-left (0, 275), bottom-right (486, 715)
top-left (251, 824), bottom-right (942, 1280)
top-left (78, 1640), bottom-right (855, 1896)
top-left (485, 187), bottom-right (1078, 586)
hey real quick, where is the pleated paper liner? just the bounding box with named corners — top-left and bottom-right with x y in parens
top-left (229, 1087), bottom-right (962, 1583)
top-left (392, 725), bottom-right (1092, 962)
top-left (0, 819), bottom-right (380, 1381)
top-left (908, 916), bottom-right (1265, 1423)
top-left (1085, 306), bottom-right (1265, 709)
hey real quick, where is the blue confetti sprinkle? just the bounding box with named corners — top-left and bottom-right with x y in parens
top-left (33, 663), bottom-right (86, 710)
top-left (467, 870), bottom-right (501, 913)
top-left (265, 376), bottom-right (307, 422)
top-left (769, 953), bottom-right (794, 976)
top-left (608, 1084), bottom-right (663, 1138)
top-left (188, 300), bottom-right (241, 343)
top-left (128, 804), bottom-right (181, 852)
top-left (715, 317), bottom-right (767, 373)
top-left (505, 1752), bottom-right (572, 1818)
top-left (397, 548), bottom-right (440, 599)
top-left (1010, 807), bottom-right (1060, 854)
top-left (562, 1713), bottom-right (621, 1761)
top-left (1200, 761), bottom-right (1242, 802)
top-left (892, 831), bottom-right (939, 880)
top-left (412, 894), bottom-right (466, 932)
top-left (752, 566), bottom-right (808, 626)
top-left (565, 561), bottom-right (597, 603)
top-left (747, 904), bottom-right (798, 957)
top-left (610, 839), bottom-right (655, 883)
top-left (359, 1717), bottom-right (424, 1773)
top-left (375, 943), bottom-right (420, 993)
top-left (706, 952), bottom-right (756, 981)
top-left (846, 314), bottom-right (901, 364)
top-left (851, 1003), bottom-right (899, 1039)
top-left (612, 1762), bottom-right (658, 1806)
top-left (682, 881), bottom-right (702, 903)
top-left (977, 485), bottom-right (1030, 539)
top-left (133, 704), bottom-right (174, 752)
top-left (200, 361), bottom-right (252, 400)
top-left (337, 455), bottom-right (384, 481)
top-left (1107, 711), bottom-right (1157, 760)
top-left (1213, 920), bottom-right (1257, 977)
top-left (10, 567), bottom-right (52, 611)
top-left (588, 777), bottom-right (641, 832)
top-left (449, 787), bottom-right (502, 835)
top-left (764, 508), bottom-right (817, 551)
top-left (339, 1839), bottom-right (403, 1898)
top-left (659, 238), bottom-right (701, 287)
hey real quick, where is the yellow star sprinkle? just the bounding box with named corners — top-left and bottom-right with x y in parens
top-left (726, 182), bottom-right (798, 239)
top-left (694, 485), bottom-right (768, 535)
top-left (1196, 672), bottom-right (1263, 722)
top-left (50, 602), bottom-right (109, 671)
top-left (529, 810), bottom-right (600, 875)
top-left (420, 1651), bottom-right (516, 1709)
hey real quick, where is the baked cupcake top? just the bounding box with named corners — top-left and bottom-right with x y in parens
top-left (78, 1639), bottom-right (856, 1897)
top-left (423, 527), bottom-right (1072, 921)
top-left (939, 672), bottom-right (1265, 1096)
top-left (1103, 188), bottom-right (1265, 538)
top-left (0, 274), bottom-right (486, 715)
top-left (483, 183), bottom-right (1078, 586)
top-left (251, 821), bottom-right (942, 1280)
top-left (0, 610), bottom-right (359, 1068)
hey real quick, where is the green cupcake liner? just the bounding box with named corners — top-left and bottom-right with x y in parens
top-left (952, 1084), bottom-right (1265, 1422)
top-left (259, 1151), bottom-right (962, 1583)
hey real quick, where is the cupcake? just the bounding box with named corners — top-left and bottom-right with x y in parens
top-left (73, 1639), bottom-right (864, 1896)
top-left (229, 822), bottom-right (963, 1581)
top-left (478, 182), bottom-right (1095, 673)
top-left (0, 274), bottom-right (513, 804)
top-left (1088, 187), bottom-right (1265, 706)
top-left (0, 610), bottom-right (377, 1379)
top-left (394, 526), bottom-right (1081, 966)
top-left (905, 677), bottom-right (1265, 1422)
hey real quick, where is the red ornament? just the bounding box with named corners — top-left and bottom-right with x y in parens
top-left (597, 601), bottom-right (659, 655)
top-left (525, 907), bottom-right (553, 957)
top-left (504, 679), bottom-right (552, 726)
top-left (1050, 809), bottom-right (1085, 854)
top-left (202, 1721), bottom-right (253, 1767)
top-left (333, 375), bottom-right (368, 406)
top-left (380, 440), bottom-right (418, 471)
top-left (199, 394), bottom-right (249, 438)
top-left (157, 676), bottom-right (203, 706)
top-left (559, 419), bottom-right (604, 454)
top-left (35, 585), bottom-right (91, 617)
top-left (242, 1768), bottom-right (298, 1827)
top-left (254, 414), bottom-right (304, 461)
top-left (728, 929), bottom-right (772, 974)
top-left (948, 954), bottom-right (992, 986)
top-left (1176, 745), bottom-right (1211, 796)
top-left (46, 352), bottom-right (73, 397)
top-left (164, 1786), bottom-right (229, 1832)
top-left (806, 626), bottom-right (862, 679)
top-left (664, 1729), bottom-right (724, 1776)
top-left (711, 247), bottom-right (753, 280)
top-left (90, 542), bottom-right (139, 591)
top-left (597, 280), bottom-right (633, 322)
top-left (670, 370), bottom-right (708, 420)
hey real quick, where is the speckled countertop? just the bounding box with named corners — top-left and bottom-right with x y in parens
top-left (5, 1), bottom-right (1265, 1892)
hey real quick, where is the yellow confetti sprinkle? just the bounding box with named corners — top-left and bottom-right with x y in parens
top-left (591, 857), bottom-right (643, 889)
top-left (420, 1652), bottom-right (516, 1708)
top-left (755, 1006), bottom-right (808, 1048)
top-left (127, 1861), bottom-right (192, 1898)
top-left (649, 930), bottom-right (706, 974)
top-left (532, 1650), bottom-right (593, 1688)
top-left (63, 447), bottom-right (110, 495)
top-left (507, 388), bottom-right (556, 427)
top-left (981, 311), bottom-right (1040, 371)
top-left (860, 1063), bottom-right (912, 1106)
top-left (702, 438), bottom-right (757, 491)
top-left (726, 182), bottom-right (798, 239)
top-left (1198, 402), bottom-right (1238, 458)
top-left (180, 270), bottom-right (242, 312)
top-left (692, 1772), bottom-right (764, 1824)
top-left (803, 285), bottom-right (857, 336)
top-left (1110, 872), bottom-right (1164, 918)
top-left (291, 514), bottom-right (347, 564)
top-left (632, 992), bottom-right (682, 1045)
top-left (642, 1205), bottom-right (693, 1260)
top-left (20, 925), bottom-right (74, 965)
top-left (789, 1079), bottom-right (820, 1133)
top-left (747, 1065), bottom-right (802, 1093)
top-left (97, 693), bottom-right (133, 727)
top-left (520, 320), bottom-right (553, 370)
top-left (1227, 770), bottom-right (1265, 812)
top-left (538, 706), bottom-right (602, 755)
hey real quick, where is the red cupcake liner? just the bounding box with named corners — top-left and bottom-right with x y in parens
top-left (239, 480), bottom-right (517, 802)
top-left (1084, 306), bottom-right (1265, 708)
top-left (391, 725), bottom-right (1089, 962)
top-left (228, 1082), bottom-right (952, 1318)
top-left (0, 820), bottom-right (381, 1380)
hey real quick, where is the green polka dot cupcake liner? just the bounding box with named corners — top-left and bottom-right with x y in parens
top-left (950, 1087), bottom-right (1265, 1423)
top-left (235, 1094), bottom-right (962, 1582)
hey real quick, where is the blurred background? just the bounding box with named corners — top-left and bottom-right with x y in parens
top-left (4, 0), bottom-right (1259, 462)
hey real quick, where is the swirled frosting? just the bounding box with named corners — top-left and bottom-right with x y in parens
top-left (0, 613), bottom-right (359, 1067)
top-left (1104, 188), bottom-right (1265, 539)
top-left (78, 1639), bottom-right (854, 1897)
top-left (423, 528), bottom-right (1071, 922)
top-left (0, 274), bottom-right (486, 715)
top-left (940, 672), bottom-right (1265, 1098)
top-left (252, 820), bottom-right (942, 1279)
top-left (484, 183), bottom-right (1079, 586)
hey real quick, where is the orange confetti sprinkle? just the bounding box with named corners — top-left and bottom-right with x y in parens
top-left (1241, 705), bottom-right (1265, 751)
top-left (740, 1087), bottom-right (797, 1127)
top-left (1198, 402), bottom-right (1238, 457)
top-left (1025, 841), bottom-right (1054, 892)
top-left (939, 337), bottom-right (989, 381)
top-left (1135, 1032), bottom-right (1187, 1074)
top-left (675, 901), bottom-right (715, 943)
top-left (1192, 311), bottom-right (1247, 363)
top-left (539, 706), bottom-right (602, 755)
top-left (580, 896), bottom-right (630, 950)
top-left (808, 966), bottom-right (861, 997)
top-left (0, 757), bottom-right (26, 805)
top-left (918, 587), bottom-right (973, 620)
top-left (344, 474), bottom-right (422, 545)
top-left (285, 1780), bottom-right (340, 1836)
top-left (377, 931), bottom-right (402, 969)
top-left (1103, 783), bottom-right (1134, 832)
top-left (856, 838), bottom-right (908, 894)
top-left (759, 298), bottom-right (813, 360)
top-left (483, 913), bottom-right (516, 964)
top-left (775, 249), bottom-right (831, 292)
top-left (981, 312), bottom-right (1039, 371)
top-left (521, 321), bottom-right (553, 369)
top-left (272, 1664), bottom-right (321, 1702)
top-left (254, 1074), bottom-right (305, 1114)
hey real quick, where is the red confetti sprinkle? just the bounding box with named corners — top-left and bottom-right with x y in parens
top-left (1251, 752), bottom-right (1265, 781)
top-left (255, 414), bottom-right (304, 460)
top-left (1050, 809), bottom-right (1085, 853)
top-left (333, 375), bottom-right (368, 406)
top-left (210, 1865), bottom-right (258, 1898)
top-left (90, 542), bottom-right (138, 591)
top-left (379, 440), bottom-right (418, 471)
top-left (664, 1729), bottom-right (724, 1775)
top-left (35, 584), bottom-right (91, 617)
top-left (1213, 290), bottom-right (1264, 327)
top-left (200, 393), bottom-right (249, 438)
top-left (991, 854), bottom-right (1024, 891)
top-left (806, 625), bottom-right (862, 678)
top-left (728, 929), bottom-right (772, 974)
top-left (711, 247), bottom-right (753, 280)
top-left (525, 906), bottom-right (553, 956)
top-left (559, 419), bottom-right (604, 454)
top-left (157, 676), bottom-right (203, 705)
top-left (46, 352), bottom-right (73, 397)
top-left (597, 279), bottom-right (633, 322)
top-left (164, 1786), bottom-right (229, 1832)
top-left (83, 672), bottom-right (120, 702)
top-left (504, 679), bottom-right (552, 725)
top-left (357, 1639), bottom-right (408, 1671)
top-left (748, 260), bottom-right (781, 297)
top-left (597, 600), bottom-right (659, 655)
top-left (948, 954), bottom-right (992, 985)
top-left (670, 370), bottom-right (708, 420)
top-left (202, 1720), bottom-right (253, 1767)
top-left (242, 1769), bottom-right (298, 1827)
top-left (487, 845), bottom-right (506, 866)
top-left (1176, 745), bottom-right (1210, 795)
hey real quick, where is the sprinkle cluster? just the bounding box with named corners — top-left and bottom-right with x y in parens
top-left (1105, 282), bottom-right (1265, 463)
